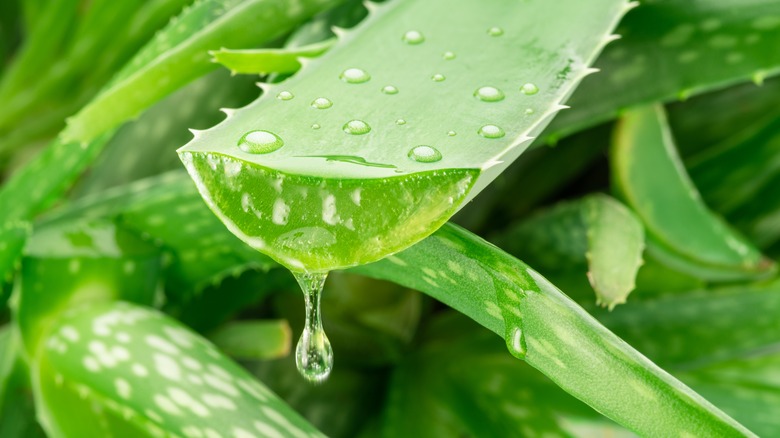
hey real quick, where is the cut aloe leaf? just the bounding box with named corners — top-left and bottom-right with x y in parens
top-left (497, 194), bottom-right (644, 309)
top-left (34, 301), bottom-right (324, 438)
top-left (549, 0), bottom-right (780, 140)
top-left (612, 105), bottom-right (775, 281)
top-left (15, 220), bottom-right (161, 355)
top-left (352, 223), bottom-right (754, 436)
top-left (179, 0), bottom-right (632, 271)
top-left (211, 39), bottom-right (336, 75)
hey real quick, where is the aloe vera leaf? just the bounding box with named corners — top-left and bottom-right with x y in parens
top-left (612, 105), bottom-right (775, 281)
top-left (179, 0), bottom-right (632, 272)
top-left (0, 221), bottom-right (30, 283)
top-left (596, 280), bottom-right (780, 370)
top-left (73, 70), bottom-right (258, 197)
top-left (547, 0), bottom-right (780, 140)
top-left (497, 194), bottom-right (644, 309)
top-left (352, 223), bottom-right (753, 436)
top-left (63, 0), bottom-right (345, 143)
top-left (15, 220), bottom-right (161, 355)
top-left (0, 326), bottom-right (46, 437)
top-left (212, 39), bottom-right (336, 75)
top-left (33, 301), bottom-right (325, 438)
top-left (208, 320), bottom-right (291, 360)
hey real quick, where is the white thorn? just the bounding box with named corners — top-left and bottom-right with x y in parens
top-left (331, 25), bottom-right (348, 38)
top-left (219, 108), bottom-right (235, 117)
top-left (626, 1), bottom-right (640, 10)
top-left (483, 158), bottom-right (504, 170)
top-left (297, 56), bottom-right (312, 69)
top-left (363, 0), bottom-right (380, 13)
top-left (188, 129), bottom-right (204, 139)
top-left (256, 82), bottom-right (270, 92)
top-left (583, 67), bottom-right (600, 76)
top-left (605, 34), bottom-right (622, 43)
top-left (555, 104), bottom-right (571, 111)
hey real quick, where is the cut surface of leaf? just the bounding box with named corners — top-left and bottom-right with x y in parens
top-left (34, 301), bottom-right (324, 438)
top-left (180, 0), bottom-right (631, 271)
top-left (612, 105), bottom-right (774, 281)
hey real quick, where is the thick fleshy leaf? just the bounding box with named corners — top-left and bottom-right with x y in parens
top-left (179, 0), bottom-right (632, 271)
top-left (549, 0), bottom-right (780, 140)
top-left (352, 223), bottom-right (753, 436)
top-left (612, 105), bottom-right (774, 281)
top-left (34, 301), bottom-right (324, 438)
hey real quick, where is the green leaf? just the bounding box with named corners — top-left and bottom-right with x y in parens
top-left (209, 320), bottom-right (291, 360)
top-left (497, 194), bottom-right (644, 309)
top-left (1, 220), bottom-right (30, 286)
top-left (179, 0), bottom-right (631, 271)
top-left (34, 301), bottom-right (324, 438)
top-left (211, 39), bottom-right (336, 75)
top-left (612, 105), bottom-right (774, 281)
top-left (352, 223), bottom-right (753, 436)
top-left (16, 220), bottom-right (161, 355)
top-left (63, 0), bottom-right (345, 143)
top-left (549, 0), bottom-right (780, 140)
top-left (0, 326), bottom-right (46, 437)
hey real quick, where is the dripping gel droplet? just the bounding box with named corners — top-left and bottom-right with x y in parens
top-left (340, 68), bottom-right (371, 84)
top-left (294, 272), bottom-right (333, 383)
top-left (238, 130), bottom-right (284, 154)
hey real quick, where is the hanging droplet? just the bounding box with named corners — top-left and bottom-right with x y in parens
top-left (381, 85), bottom-right (399, 95)
top-left (488, 26), bottom-right (504, 36)
top-left (474, 86), bottom-right (505, 102)
top-left (294, 273), bottom-right (333, 383)
top-left (520, 83), bottom-right (539, 95)
top-left (506, 326), bottom-right (527, 359)
top-left (478, 124), bottom-right (505, 139)
top-left (443, 51), bottom-right (456, 60)
top-left (402, 30), bottom-right (425, 45)
top-left (342, 120), bottom-right (371, 135)
top-left (431, 74), bottom-right (446, 82)
top-left (311, 123), bottom-right (321, 130)
top-left (395, 119), bottom-right (407, 125)
top-left (340, 68), bottom-right (371, 84)
top-left (311, 97), bottom-right (332, 109)
top-left (277, 91), bottom-right (294, 100)
top-left (408, 145), bottom-right (442, 163)
top-left (238, 130), bottom-right (284, 154)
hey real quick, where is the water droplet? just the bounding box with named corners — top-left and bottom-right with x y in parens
top-left (478, 124), bottom-right (505, 139)
top-left (238, 130), bottom-right (284, 154)
top-left (342, 120), bottom-right (371, 135)
top-left (447, 130), bottom-right (457, 137)
top-left (294, 273), bottom-right (333, 383)
top-left (488, 27), bottom-right (504, 37)
top-left (395, 119), bottom-right (407, 125)
top-left (311, 97), bottom-right (332, 109)
top-left (431, 74), bottom-right (446, 82)
top-left (408, 145), bottom-right (442, 163)
top-left (277, 91), bottom-right (294, 100)
top-left (311, 123), bottom-right (321, 130)
top-left (340, 68), bottom-right (370, 84)
top-left (381, 85), bottom-right (399, 95)
top-left (520, 83), bottom-right (539, 95)
top-left (524, 108), bottom-right (534, 115)
top-left (474, 86), bottom-right (505, 102)
top-left (506, 326), bottom-right (527, 359)
top-left (443, 51), bottom-right (456, 60)
top-left (402, 30), bottom-right (425, 45)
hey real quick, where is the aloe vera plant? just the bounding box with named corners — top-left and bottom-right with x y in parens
top-left (2, 0), bottom-right (780, 436)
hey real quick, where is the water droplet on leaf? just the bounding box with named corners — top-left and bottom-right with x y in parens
top-left (408, 145), bottom-right (442, 163)
top-left (525, 108), bottom-right (535, 115)
top-left (488, 26), bottom-right (504, 36)
top-left (381, 85), bottom-right (399, 95)
top-left (311, 123), bottom-right (321, 130)
top-left (507, 326), bottom-right (527, 359)
top-left (277, 91), bottom-right (294, 100)
top-left (402, 30), bottom-right (425, 45)
top-left (474, 86), bottom-right (505, 102)
top-left (294, 273), bottom-right (333, 383)
top-left (478, 124), bottom-right (505, 139)
top-left (447, 130), bottom-right (457, 136)
top-left (443, 51), bottom-right (456, 60)
top-left (520, 83), bottom-right (539, 95)
top-left (311, 97), bottom-right (332, 109)
top-left (342, 120), bottom-right (371, 135)
top-left (340, 68), bottom-right (371, 84)
top-left (238, 130), bottom-right (284, 154)
top-left (395, 119), bottom-right (407, 125)
top-left (432, 74), bottom-right (446, 82)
